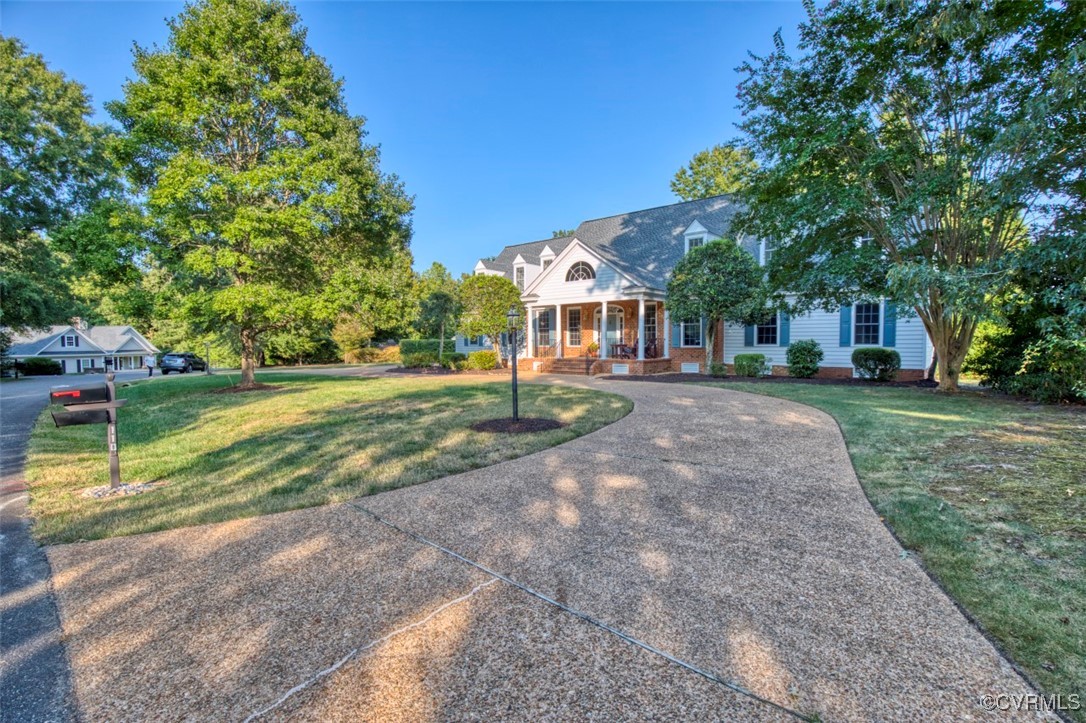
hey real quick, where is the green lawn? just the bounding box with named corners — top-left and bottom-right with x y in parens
top-left (705, 381), bottom-right (1085, 713)
top-left (28, 373), bottom-right (631, 544)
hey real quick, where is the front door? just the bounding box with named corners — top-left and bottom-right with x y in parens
top-left (594, 308), bottom-right (624, 352)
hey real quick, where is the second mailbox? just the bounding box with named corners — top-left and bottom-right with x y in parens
top-left (50, 383), bottom-right (112, 427)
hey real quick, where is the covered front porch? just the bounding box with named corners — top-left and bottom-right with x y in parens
top-left (516, 297), bottom-right (712, 375)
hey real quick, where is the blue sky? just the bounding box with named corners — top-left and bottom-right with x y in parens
top-left (2, 1), bottom-right (807, 275)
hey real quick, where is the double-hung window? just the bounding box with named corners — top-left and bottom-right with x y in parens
top-left (644, 303), bottom-right (657, 341)
top-left (514, 266), bottom-right (525, 290)
top-left (756, 315), bottom-right (778, 345)
top-left (681, 319), bottom-right (702, 347)
top-left (61, 335), bottom-right (78, 348)
top-left (567, 308), bottom-right (582, 346)
top-left (854, 303), bottom-right (880, 345)
top-left (538, 311), bottom-right (552, 346)
top-left (687, 236), bottom-right (705, 253)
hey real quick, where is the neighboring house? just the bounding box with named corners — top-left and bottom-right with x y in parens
top-left (457, 195), bottom-right (931, 378)
top-left (8, 324), bottom-right (160, 374)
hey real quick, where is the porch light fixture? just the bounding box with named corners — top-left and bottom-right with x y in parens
top-left (506, 306), bottom-right (520, 421)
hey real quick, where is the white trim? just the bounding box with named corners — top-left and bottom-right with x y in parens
top-left (520, 239), bottom-right (641, 297)
top-left (680, 319), bottom-right (702, 348)
top-left (680, 362), bottom-right (700, 374)
top-left (854, 301), bottom-right (882, 346)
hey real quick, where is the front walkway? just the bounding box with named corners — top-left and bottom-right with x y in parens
top-left (45, 379), bottom-right (1045, 721)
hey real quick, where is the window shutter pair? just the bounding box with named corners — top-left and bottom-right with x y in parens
top-left (744, 312), bottom-right (790, 346)
top-left (840, 302), bottom-right (896, 347)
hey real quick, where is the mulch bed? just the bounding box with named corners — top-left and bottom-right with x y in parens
top-left (210, 382), bottom-right (284, 394)
top-left (470, 417), bottom-right (567, 434)
top-left (601, 373), bottom-right (940, 389)
top-left (386, 367), bottom-right (511, 377)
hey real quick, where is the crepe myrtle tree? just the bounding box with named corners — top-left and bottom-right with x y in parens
top-left (735, 0), bottom-right (1047, 391)
top-left (109, 0), bottom-right (413, 387)
top-left (671, 142), bottom-right (758, 201)
top-left (458, 274), bottom-right (524, 359)
top-left (666, 239), bottom-right (764, 369)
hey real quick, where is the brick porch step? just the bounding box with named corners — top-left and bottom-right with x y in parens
top-left (544, 357), bottom-right (595, 375)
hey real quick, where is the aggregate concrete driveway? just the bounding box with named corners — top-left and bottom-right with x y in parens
top-left (42, 379), bottom-right (1047, 721)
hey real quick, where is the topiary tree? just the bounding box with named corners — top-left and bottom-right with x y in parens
top-left (666, 239), bottom-right (764, 368)
top-left (458, 275), bottom-right (523, 359)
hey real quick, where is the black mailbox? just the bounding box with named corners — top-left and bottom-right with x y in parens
top-left (48, 374), bottom-right (128, 489)
top-left (50, 384), bottom-right (110, 406)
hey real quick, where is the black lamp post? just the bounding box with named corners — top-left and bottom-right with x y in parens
top-left (506, 306), bottom-right (520, 422)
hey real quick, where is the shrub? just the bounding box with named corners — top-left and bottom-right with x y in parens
top-left (401, 352), bottom-right (439, 368)
top-left (851, 347), bottom-right (901, 382)
top-left (709, 362), bottom-right (727, 378)
top-left (786, 339), bottom-right (823, 379)
top-left (440, 352), bottom-right (466, 370)
top-left (345, 345), bottom-right (401, 364)
top-left (465, 350), bottom-right (499, 370)
top-left (733, 353), bottom-right (767, 377)
top-left (1003, 334), bottom-right (1086, 403)
top-left (399, 339), bottom-right (456, 356)
top-left (17, 357), bottom-right (63, 376)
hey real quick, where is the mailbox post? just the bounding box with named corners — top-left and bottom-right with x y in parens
top-left (50, 373), bottom-right (128, 489)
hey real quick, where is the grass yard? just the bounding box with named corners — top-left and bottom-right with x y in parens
top-left (706, 381), bottom-right (1085, 714)
top-left (28, 373), bottom-right (631, 544)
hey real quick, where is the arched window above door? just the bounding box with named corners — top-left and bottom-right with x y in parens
top-left (565, 261), bottom-right (596, 282)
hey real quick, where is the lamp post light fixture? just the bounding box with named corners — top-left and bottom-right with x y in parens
top-left (506, 306), bottom-right (520, 422)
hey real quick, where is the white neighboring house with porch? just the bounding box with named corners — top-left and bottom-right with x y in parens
top-left (457, 195), bottom-right (932, 378)
top-left (8, 324), bottom-right (159, 374)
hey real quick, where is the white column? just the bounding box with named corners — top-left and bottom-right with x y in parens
top-left (663, 308), bottom-right (671, 358)
top-left (600, 301), bottom-right (609, 359)
top-left (554, 304), bottom-right (563, 359)
top-left (637, 298), bottom-right (646, 360)
top-left (526, 307), bottom-right (535, 358)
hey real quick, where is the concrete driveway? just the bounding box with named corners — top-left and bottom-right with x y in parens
top-left (39, 379), bottom-right (1045, 721)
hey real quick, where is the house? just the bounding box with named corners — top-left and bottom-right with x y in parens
top-left (8, 323), bottom-right (160, 374)
top-left (457, 195), bottom-right (931, 378)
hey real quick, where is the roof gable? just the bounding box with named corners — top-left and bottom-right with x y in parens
top-left (521, 239), bottom-right (638, 296)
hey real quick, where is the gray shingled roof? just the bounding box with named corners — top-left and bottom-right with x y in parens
top-left (572, 195), bottom-right (750, 288)
top-left (478, 235), bottom-right (575, 278)
top-left (476, 195), bottom-right (760, 291)
top-left (7, 325), bottom-right (157, 356)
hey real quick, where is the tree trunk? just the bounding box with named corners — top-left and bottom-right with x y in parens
top-left (929, 321), bottom-right (976, 393)
top-left (926, 350), bottom-right (938, 382)
top-left (438, 322), bottom-right (445, 360)
top-left (240, 328), bottom-right (257, 387)
top-left (705, 322), bottom-right (716, 369)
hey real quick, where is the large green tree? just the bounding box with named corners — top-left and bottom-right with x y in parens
top-left (671, 143), bottom-right (757, 201)
top-left (735, 0), bottom-right (1046, 391)
top-left (458, 274), bottom-right (523, 358)
top-left (109, 0), bottom-right (412, 386)
top-left (666, 239), bottom-right (763, 368)
top-left (0, 37), bottom-right (114, 332)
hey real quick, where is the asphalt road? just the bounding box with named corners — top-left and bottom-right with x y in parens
top-left (0, 370), bottom-right (147, 723)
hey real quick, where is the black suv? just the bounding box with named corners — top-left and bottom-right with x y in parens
top-left (160, 352), bottom-right (208, 374)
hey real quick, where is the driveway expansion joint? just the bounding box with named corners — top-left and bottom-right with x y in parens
top-left (243, 576), bottom-right (501, 722)
top-left (348, 502), bottom-right (816, 722)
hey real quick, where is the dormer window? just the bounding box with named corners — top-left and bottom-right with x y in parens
top-left (761, 240), bottom-right (776, 266)
top-left (61, 334), bottom-right (78, 348)
top-left (542, 259), bottom-right (552, 270)
top-left (515, 266), bottom-right (525, 290)
top-left (685, 235), bottom-right (707, 253)
top-left (565, 262), bottom-right (596, 281)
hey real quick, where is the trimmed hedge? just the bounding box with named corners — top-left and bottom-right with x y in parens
top-left (441, 352), bottom-right (466, 370)
top-left (17, 357), bottom-right (63, 376)
top-left (733, 353), bottom-right (767, 377)
top-left (466, 350), bottom-right (499, 370)
top-left (786, 339), bottom-right (824, 379)
top-left (399, 339), bottom-right (456, 356)
top-left (851, 347), bottom-right (901, 382)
